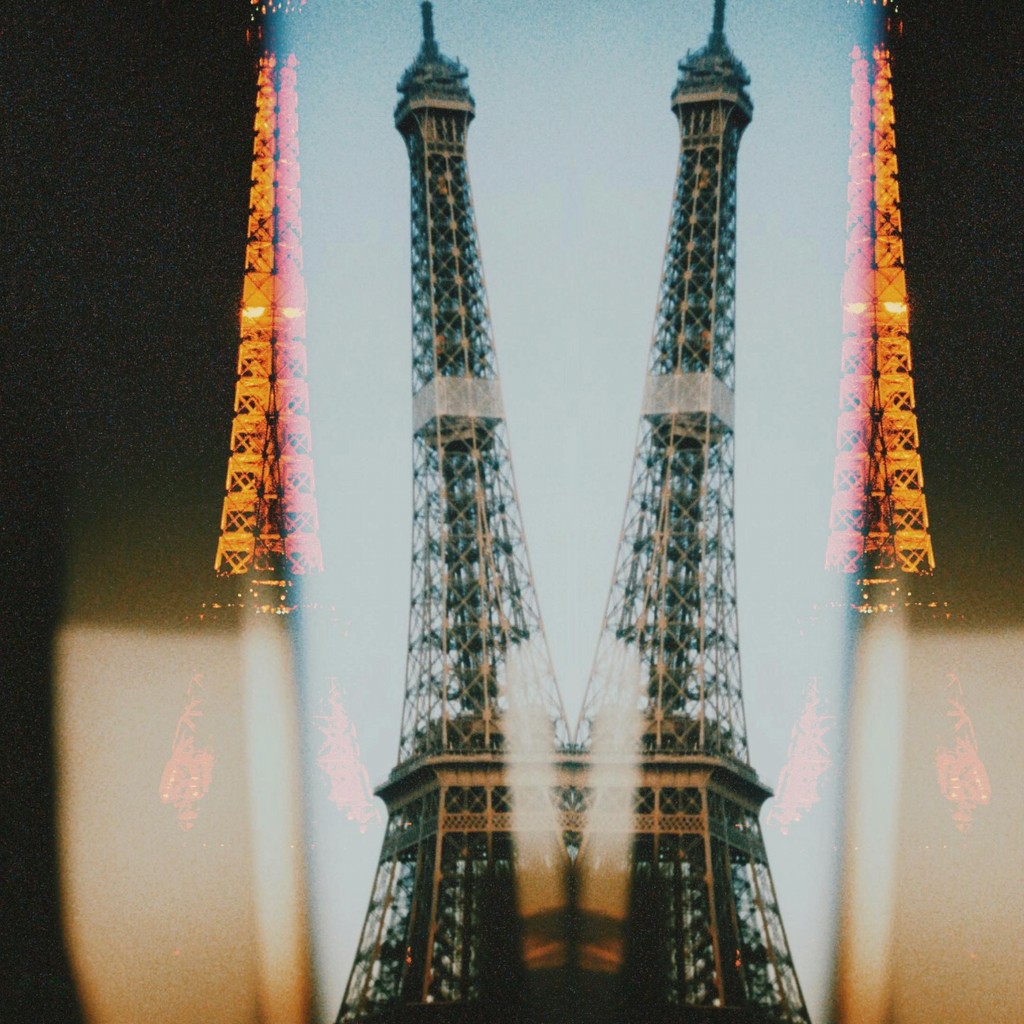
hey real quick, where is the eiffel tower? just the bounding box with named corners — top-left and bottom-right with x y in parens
top-left (825, 0), bottom-right (935, 606)
top-left (337, 5), bottom-right (569, 1021)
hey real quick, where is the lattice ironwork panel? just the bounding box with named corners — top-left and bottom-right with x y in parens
top-left (610, 781), bottom-right (808, 1023)
top-left (578, 33), bottom-right (751, 761)
top-left (341, 780), bottom-right (534, 1020)
top-left (392, 12), bottom-right (567, 762)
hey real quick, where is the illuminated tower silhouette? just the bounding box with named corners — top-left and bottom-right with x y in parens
top-left (575, 2), bottom-right (809, 1018)
top-left (214, 0), bottom-right (322, 610)
top-left (825, 4), bottom-right (934, 596)
top-left (338, 5), bottom-right (568, 1019)
top-left (829, 10), bottom-right (940, 1023)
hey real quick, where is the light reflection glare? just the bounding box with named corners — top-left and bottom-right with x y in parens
top-left (242, 613), bottom-right (313, 1024)
top-left (834, 610), bottom-right (907, 1024)
top-left (767, 678), bottom-right (833, 835)
top-left (503, 641), bottom-right (566, 973)
top-left (159, 671), bottom-right (215, 830)
top-left (315, 678), bottom-right (379, 831)
top-left (935, 674), bottom-right (991, 834)
top-left (575, 643), bottom-right (645, 974)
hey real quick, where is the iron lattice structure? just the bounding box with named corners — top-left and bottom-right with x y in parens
top-left (575, 3), bottom-right (809, 1019)
top-left (339, 6), bottom-right (567, 1020)
top-left (214, 5), bottom-right (322, 605)
top-left (824, 30), bottom-right (934, 582)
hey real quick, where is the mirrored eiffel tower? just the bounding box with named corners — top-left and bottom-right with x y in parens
top-left (825, 2), bottom-right (935, 607)
top-left (575, 2), bottom-right (810, 1020)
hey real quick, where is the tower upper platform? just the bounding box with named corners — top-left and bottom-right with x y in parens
top-left (395, 2), bottom-right (474, 129)
top-left (673, 0), bottom-right (752, 122)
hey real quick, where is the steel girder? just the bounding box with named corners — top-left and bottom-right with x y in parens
top-left (391, 17), bottom-right (566, 766)
top-left (615, 769), bottom-right (807, 1020)
top-left (578, 34), bottom-right (752, 759)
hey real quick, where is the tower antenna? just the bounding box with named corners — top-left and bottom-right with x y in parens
top-left (420, 0), bottom-right (438, 55)
top-left (711, 0), bottom-right (727, 50)
top-left (422, 1), bottom-right (434, 41)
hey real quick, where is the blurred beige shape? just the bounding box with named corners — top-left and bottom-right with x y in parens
top-left (834, 609), bottom-right (907, 1024)
top-left (57, 617), bottom-right (311, 1024)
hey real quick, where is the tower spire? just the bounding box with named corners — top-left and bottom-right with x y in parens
top-left (421, 0), bottom-right (435, 49)
top-left (710, 0), bottom-right (727, 50)
top-left (396, 0), bottom-right (472, 117)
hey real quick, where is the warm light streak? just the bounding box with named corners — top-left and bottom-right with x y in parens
top-left (936, 674), bottom-right (991, 833)
top-left (57, 627), bottom-right (283, 1024)
top-left (576, 642), bottom-right (644, 974)
top-left (503, 642), bottom-right (566, 973)
top-left (315, 680), bottom-right (379, 831)
top-left (768, 678), bottom-right (833, 834)
top-left (834, 612), bottom-right (907, 1024)
top-left (159, 672), bottom-right (215, 830)
top-left (243, 615), bottom-right (313, 1024)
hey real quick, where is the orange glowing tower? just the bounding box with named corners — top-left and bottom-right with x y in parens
top-left (214, 0), bottom-right (322, 609)
top-left (825, 3), bottom-right (934, 592)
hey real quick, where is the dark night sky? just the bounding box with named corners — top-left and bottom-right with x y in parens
top-left (888, 3), bottom-right (1024, 621)
top-left (2, 1), bottom-right (1022, 1018)
top-left (7, 1), bottom-right (255, 619)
